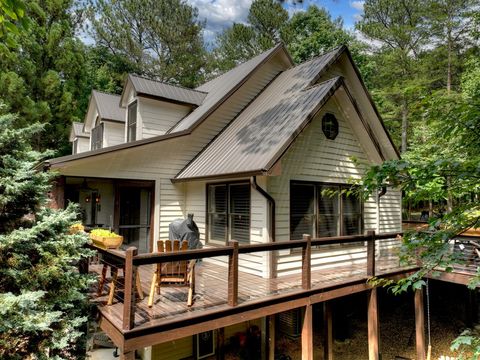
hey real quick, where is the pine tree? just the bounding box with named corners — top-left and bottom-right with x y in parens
top-left (0, 112), bottom-right (93, 359)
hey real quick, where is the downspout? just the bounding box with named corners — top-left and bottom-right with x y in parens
top-left (251, 176), bottom-right (276, 278)
top-left (376, 186), bottom-right (387, 233)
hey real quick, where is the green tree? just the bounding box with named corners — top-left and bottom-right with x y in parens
top-left (0, 0), bottom-right (89, 155)
top-left (0, 112), bottom-right (93, 359)
top-left (357, 0), bottom-right (430, 153)
top-left (213, 0), bottom-right (288, 71)
top-left (89, 0), bottom-right (207, 88)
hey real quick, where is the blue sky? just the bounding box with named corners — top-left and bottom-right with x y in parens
top-left (187, 0), bottom-right (364, 44)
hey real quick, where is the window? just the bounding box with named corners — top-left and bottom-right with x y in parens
top-left (207, 182), bottom-right (250, 245)
top-left (322, 113), bottom-right (339, 140)
top-left (73, 139), bottom-right (78, 154)
top-left (91, 123), bottom-right (103, 150)
top-left (127, 101), bottom-right (137, 142)
top-left (290, 182), bottom-right (362, 239)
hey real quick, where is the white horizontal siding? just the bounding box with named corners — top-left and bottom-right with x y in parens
top-left (139, 98), bottom-right (191, 139)
top-left (268, 96), bottom-right (401, 277)
top-left (103, 122), bottom-right (124, 147)
top-left (74, 137), bottom-right (90, 154)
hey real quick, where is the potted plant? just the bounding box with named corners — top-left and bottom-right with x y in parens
top-left (89, 228), bottom-right (123, 249)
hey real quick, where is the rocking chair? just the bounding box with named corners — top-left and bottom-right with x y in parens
top-left (148, 240), bottom-right (196, 307)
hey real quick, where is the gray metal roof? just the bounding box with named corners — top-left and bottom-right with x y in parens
top-left (129, 74), bottom-right (207, 106)
top-left (69, 121), bottom-right (89, 141)
top-left (92, 91), bottom-right (125, 122)
top-left (168, 44), bottom-right (287, 133)
top-left (174, 49), bottom-right (345, 181)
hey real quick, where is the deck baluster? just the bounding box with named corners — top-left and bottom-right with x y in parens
top-left (123, 247), bottom-right (138, 331)
top-left (228, 240), bottom-right (239, 306)
top-left (302, 234), bottom-right (312, 290)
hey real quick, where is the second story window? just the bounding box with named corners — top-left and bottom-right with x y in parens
top-left (91, 123), bottom-right (103, 150)
top-left (207, 182), bottom-right (250, 245)
top-left (127, 101), bottom-right (137, 142)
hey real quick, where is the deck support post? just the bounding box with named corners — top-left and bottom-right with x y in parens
top-left (367, 288), bottom-right (380, 360)
top-left (228, 240), bottom-right (239, 306)
top-left (302, 305), bottom-right (313, 360)
top-left (268, 314), bottom-right (275, 360)
top-left (415, 288), bottom-right (426, 360)
top-left (216, 328), bottom-right (225, 360)
top-left (323, 301), bottom-right (333, 360)
top-left (123, 247), bottom-right (138, 331)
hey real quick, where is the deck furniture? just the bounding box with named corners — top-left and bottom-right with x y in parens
top-left (96, 252), bottom-right (144, 305)
top-left (148, 240), bottom-right (196, 307)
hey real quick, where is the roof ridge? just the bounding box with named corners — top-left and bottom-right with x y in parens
top-left (288, 45), bottom-right (346, 71)
top-left (92, 89), bottom-right (121, 97)
top-left (196, 43), bottom-right (284, 90)
top-left (129, 73), bottom-right (208, 94)
top-left (302, 76), bottom-right (343, 92)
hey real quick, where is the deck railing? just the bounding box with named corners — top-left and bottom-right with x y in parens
top-left (85, 230), bottom-right (404, 331)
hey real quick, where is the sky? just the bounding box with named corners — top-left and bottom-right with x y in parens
top-left (187, 0), bottom-right (364, 44)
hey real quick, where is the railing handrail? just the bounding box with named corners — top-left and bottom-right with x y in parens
top-left (130, 231), bottom-right (403, 265)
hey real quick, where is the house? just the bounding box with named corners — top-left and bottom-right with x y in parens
top-left (43, 44), bottom-right (413, 359)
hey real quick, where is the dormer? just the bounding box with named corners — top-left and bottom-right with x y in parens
top-left (69, 122), bottom-right (90, 154)
top-left (81, 91), bottom-right (125, 152)
top-left (120, 74), bottom-right (207, 142)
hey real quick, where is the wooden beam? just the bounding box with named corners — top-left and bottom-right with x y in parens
top-left (367, 288), bottom-right (380, 360)
top-left (123, 247), bottom-right (138, 331)
top-left (323, 301), bottom-right (333, 360)
top-left (415, 289), bottom-right (425, 360)
top-left (99, 316), bottom-right (124, 349)
top-left (228, 240), bottom-right (239, 306)
top-left (268, 315), bottom-right (275, 360)
top-left (302, 234), bottom-right (312, 290)
top-left (426, 271), bottom-right (477, 286)
top-left (302, 305), bottom-right (313, 360)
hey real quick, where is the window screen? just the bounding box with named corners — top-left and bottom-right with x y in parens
top-left (290, 183), bottom-right (315, 240)
top-left (91, 123), bottom-right (103, 150)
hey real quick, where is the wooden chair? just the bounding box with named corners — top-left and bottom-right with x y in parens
top-left (96, 253), bottom-right (144, 306)
top-left (148, 240), bottom-right (196, 307)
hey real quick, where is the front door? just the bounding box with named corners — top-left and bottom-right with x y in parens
top-left (116, 183), bottom-right (153, 253)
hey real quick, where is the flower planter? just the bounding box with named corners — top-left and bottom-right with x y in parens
top-left (90, 234), bottom-right (123, 249)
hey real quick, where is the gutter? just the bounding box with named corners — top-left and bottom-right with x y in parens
top-left (250, 176), bottom-right (276, 278)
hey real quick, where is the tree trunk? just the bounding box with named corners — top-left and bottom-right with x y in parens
top-left (447, 30), bottom-right (452, 94)
top-left (401, 96), bottom-right (408, 153)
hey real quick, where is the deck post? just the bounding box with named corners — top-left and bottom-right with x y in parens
top-left (228, 240), bottom-right (239, 307)
top-left (367, 230), bottom-right (376, 277)
top-left (123, 247), bottom-right (138, 331)
top-left (216, 327), bottom-right (225, 360)
top-left (268, 314), bottom-right (276, 360)
top-left (367, 288), bottom-right (380, 360)
top-left (302, 305), bottom-right (314, 360)
top-left (323, 301), bottom-right (333, 360)
top-left (302, 234), bottom-right (312, 290)
top-left (415, 288), bottom-right (426, 360)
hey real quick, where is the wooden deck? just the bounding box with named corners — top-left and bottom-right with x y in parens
top-left (92, 258), bottom-right (409, 330)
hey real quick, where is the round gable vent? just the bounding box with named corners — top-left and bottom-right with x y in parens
top-left (322, 113), bottom-right (339, 140)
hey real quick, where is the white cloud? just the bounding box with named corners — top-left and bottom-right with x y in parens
top-left (188, 0), bottom-right (253, 43)
top-left (350, 1), bottom-right (364, 11)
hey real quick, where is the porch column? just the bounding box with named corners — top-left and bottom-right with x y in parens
top-left (153, 179), bottom-right (161, 247)
top-left (48, 176), bottom-right (65, 209)
top-left (323, 301), bottom-right (333, 360)
top-left (415, 288), bottom-right (426, 360)
top-left (302, 305), bottom-right (313, 360)
top-left (367, 288), bottom-right (380, 360)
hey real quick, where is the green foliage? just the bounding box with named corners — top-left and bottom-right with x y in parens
top-left (0, 112), bottom-right (94, 359)
top-left (451, 328), bottom-right (480, 359)
top-left (0, 0), bottom-right (29, 46)
top-left (0, 0), bottom-right (89, 155)
top-left (89, 0), bottom-right (207, 88)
